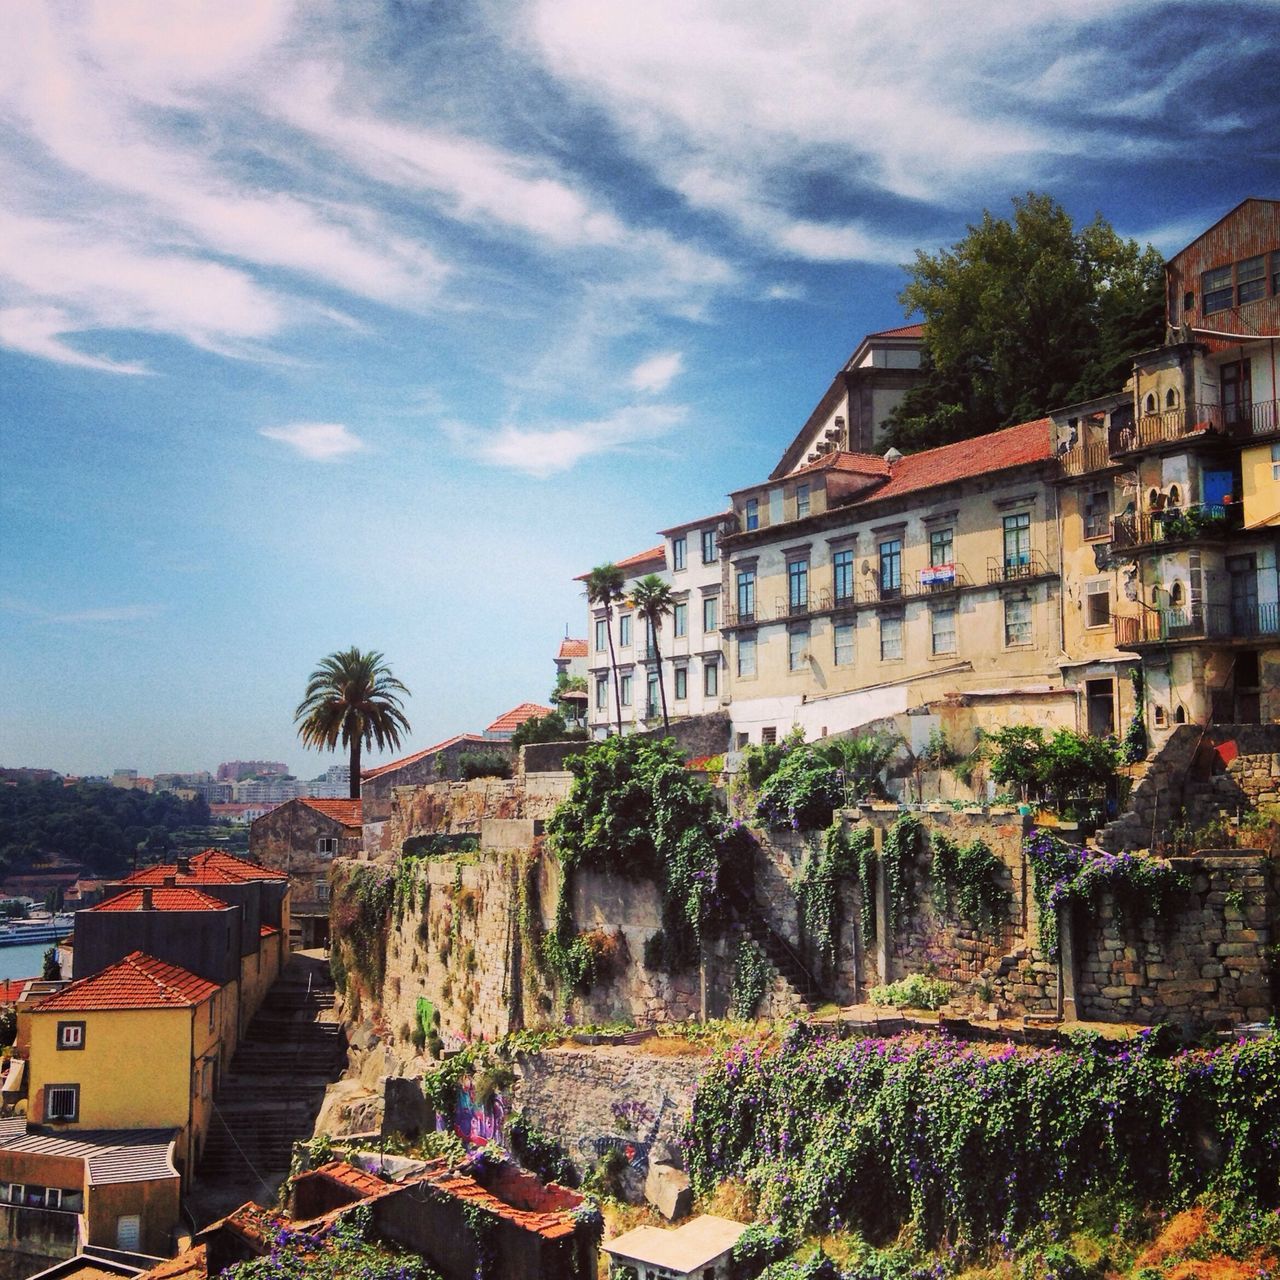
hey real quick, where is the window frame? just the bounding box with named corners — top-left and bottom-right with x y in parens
top-left (703, 661), bottom-right (719, 698)
top-left (736, 568), bottom-right (756, 621)
top-left (930, 605), bottom-right (957, 656)
top-left (788, 627), bottom-right (809, 672)
top-left (701, 527), bottom-right (718, 564)
top-left (673, 600), bottom-right (688, 638)
top-left (702, 594), bottom-right (718, 633)
top-left (672, 535), bottom-right (686, 572)
top-left (787, 558), bottom-right (809, 612)
top-left (618, 614), bottom-right (632, 648)
top-left (833, 621), bottom-right (855, 667)
top-left (879, 538), bottom-right (902, 594)
top-left (1004, 596), bottom-right (1033, 647)
top-left (879, 614), bottom-right (903, 661)
top-left (744, 498), bottom-right (759, 531)
top-left (619, 673), bottom-right (633, 707)
top-left (795, 483), bottom-right (810, 519)
top-left (56, 1021), bottom-right (85, 1052)
top-left (1085, 579), bottom-right (1111, 629)
top-left (832, 548), bottom-right (854, 604)
top-left (737, 632), bottom-right (757, 678)
top-left (1003, 512), bottom-right (1032, 568)
top-left (594, 618), bottom-right (607, 652)
top-left (594, 675), bottom-right (608, 710)
top-left (928, 527), bottom-right (954, 568)
top-left (45, 1084), bottom-right (79, 1124)
top-left (673, 666), bottom-right (688, 700)
top-left (1083, 490), bottom-right (1110, 541)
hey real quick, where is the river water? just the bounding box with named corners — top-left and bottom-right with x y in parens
top-left (0, 942), bottom-right (58, 981)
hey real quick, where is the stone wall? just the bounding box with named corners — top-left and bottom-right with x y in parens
top-left (362, 741), bottom-right (518, 823)
top-left (520, 741), bottom-right (590, 774)
top-left (1071, 852), bottom-right (1275, 1028)
top-left (1182, 725), bottom-right (1280, 831)
top-left (636, 712), bottom-right (731, 758)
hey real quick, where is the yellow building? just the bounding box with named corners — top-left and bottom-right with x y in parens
top-left (720, 418), bottom-right (1077, 746)
top-left (24, 951), bottom-right (224, 1183)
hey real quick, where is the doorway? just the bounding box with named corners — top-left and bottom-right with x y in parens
top-left (1086, 678), bottom-right (1116, 737)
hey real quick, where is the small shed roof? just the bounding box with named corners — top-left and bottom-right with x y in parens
top-left (604, 1215), bottom-right (749, 1272)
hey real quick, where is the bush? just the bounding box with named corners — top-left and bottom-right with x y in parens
top-left (458, 751), bottom-right (512, 780)
top-left (755, 746), bottom-right (844, 831)
top-left (868, 974), bottom-right (952, 1010)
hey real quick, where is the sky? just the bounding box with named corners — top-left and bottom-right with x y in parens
top-left (3, 0), bottom-right (1280, 778)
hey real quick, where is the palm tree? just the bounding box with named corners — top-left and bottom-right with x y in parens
top-left (630, 573), bottom-right (674, 734)
top-left (584, 563), bottom-right (625, 737)
top-left (294, 648), bottom-right (411, 799)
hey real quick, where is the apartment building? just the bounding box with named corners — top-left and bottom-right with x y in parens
top-left (720, 419), bottom-right (1069, 744)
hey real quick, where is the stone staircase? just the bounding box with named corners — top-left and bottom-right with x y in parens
top-left (192, 954), bottom-right (344, 1223)
top-left (1095, 725), bottom-right (1203, 851)
top-left (724, 882), bottom-right (822, 1010)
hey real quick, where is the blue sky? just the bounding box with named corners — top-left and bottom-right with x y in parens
top-left (3, 0), bottom-right (1280, 777)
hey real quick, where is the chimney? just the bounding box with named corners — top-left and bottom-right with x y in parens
top-left (163, 875), bottom-right (177, 888)
top-left (141, 887), bottom-right (153, 911)
top-left (176, 856), bottom-right (191, 875)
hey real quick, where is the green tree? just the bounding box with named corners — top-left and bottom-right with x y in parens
top-left (629, 573), bottom-right (674, 733)
top-left (584, 564), bottom-right (626, 737)
top-left (511, 710), bottom-right (587, 747)
top-left (294, 648), bottom-right (411, 799)
top-left (41, 948), bottom-right (60, 981)
top-left (883, 193), bottom-right (1164, 450)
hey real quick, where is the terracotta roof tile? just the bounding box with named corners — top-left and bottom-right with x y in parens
top-left (574, 544), bottom-right (666, 581)
top-left (868, 322), bottom-right (925, 339)
top-left (123, 849), bottom-right (285, 887)
top-left (0, 980), bottom-right (29, 1004)
top-left (788, 450), bottom-right (891, 480)
top-left (33, 951), bottom-right (219, 1012)
top-left (89, 887), bottom-right (230, 913)
top-left (419, 1165), bottom-right (578, 1241)
top-left (298, 797), bottom-right (362, 827)
top-left (260, 924), bottom-right (280, 938)
top-left (557, 637), bottom-right (588, 659)
top-left (485, 703), bottom-right (552, 734)
top-left (361, 734), bottom-right (487, 781)
top-left (140, 1244), bottom-right (207, 1279)
top-left (306, 1160), bottom-right (391, 1199)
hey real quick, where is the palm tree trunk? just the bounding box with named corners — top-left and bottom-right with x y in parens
top-left (605, 607), bottom-right (623, 737)
top-left (349, 736), bottom-right (362, 800)
top-left (654, 625), bottom-right (670, 734)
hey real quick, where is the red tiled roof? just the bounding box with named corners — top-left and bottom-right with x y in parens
top-left (361, 733), bottom-right (488, 781)
top-left (415, 1160), bottom-right (578, 1241)
top-left (141, 1245), bottom-right (208, 1279)
top-left (260, 924), bottom-right (280, 938)
top-left (485, 703), bottom-right (552, 734)
top-left (306, 1160), bottom-right (392, 1200)
top-left (869, 417), bottom-right (1053, 503)
top-left (299, 797), bottom-right (362, 827)
top-left (574, 545), bottom-right (666, 581)
top-left (124, 849), bottom-right (287, 886)
top-left (868, 322), bottom-right (925, 339)
top-left (788, 450), bottom-right (891, 480)
top-left (557, 637), bottom-right (588, 659)
top-left (0, 980), bottom-right (30, 1004)
top-left (33, 951), bottom-right (218, 1012)
top-left (89, 887), bottom-right (230, 913)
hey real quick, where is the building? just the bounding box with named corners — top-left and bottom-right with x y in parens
top-left (603, 1215), bottom-right (748, 1280)
top-left (248, 797), bottom-right (363, 949)
top-left (554, 638), bottom-right (588, 682)
top-left (483, 703), bottom-right (554, 742)
top-left (215, 762), bottom-right (288, 783)
top-left (20, 952), bottom-right (225, 1186)
top-left (553, 638), bottom-right (589, 726)
top-left (360, 734), bottom-right (511, 824)
top-left (719, 418), bottom-right (1069, 745)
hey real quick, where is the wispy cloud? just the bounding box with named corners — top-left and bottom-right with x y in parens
top-left (449, 403), bottom-right (687, 477)
top-left (2, 597), bottom-right (163, 625)
top-left (260, 422), bottom-right (366, 461)
top-left (628, 351), bottom-right (683, 394)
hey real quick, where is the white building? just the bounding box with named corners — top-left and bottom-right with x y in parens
top-left (603, 1215), bottom-right (748, 1280)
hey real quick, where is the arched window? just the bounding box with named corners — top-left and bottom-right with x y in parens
top-left (1168, 484), bottom-right (1181, 508)
top-left (1166, 387), bottom-right (1179, 408)
top-left (1148, 488), bottom-right (1161, 510)
top-left (1174, 705), bottom-right (1187, 725)
top-left (1144, 393), bottom-right (1157, 413)
top-left (1169, 581), bottom-right (1185, 607)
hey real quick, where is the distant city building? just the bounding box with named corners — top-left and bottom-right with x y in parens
top-left (109, 770), bottom-right (152, 792)
top-left (231, 777), bottom-right (306, 804)
top-left (216, 760), bottom-right (289, 783)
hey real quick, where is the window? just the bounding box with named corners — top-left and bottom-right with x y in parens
top-left (880, 614), bottom-right (903, 661)
top-left (673, 601), bottom-right (688, 637)
top-left (701, 527), bottom-right (718, 563)
top-left (879, 538), bottom-right (902, 595)
top-left (646, 673), bottom-right (659, 718)
top-left (929, 527), bottom-right (953, 567)
top-left (737, 633), bottom-right (757, 677)
top-left (674, 667), bottom-right (688, 700)
top-left (45, 1084), bottom-right (78, 1123)
top-left (1272, 442), bottom-right (1280, 482)
top-left (1085, 579), bottom-right (1111, 628)
top-left (595, 675), bottom-right (607, 710)
top-left (736, 568), bottom-right (756, 621)
top-left (931, 605), bottom-right (957, 656)
top-left (642, 618), bottom-right (656, 657)
top-left (795, 483), bottom-right (810, 519)
top-left (1203, 264), bottom-right (1233, 314)
top-left (209, 992), bottom-right (216, 1031)
top-left (704, 661), bottom-right (719, 697)
top-left (672, 535), bottom-right (686, 571)
top-left (788, 559), bottom-right (808, 613)
top-left (619, 614), bottom-right (632, 647)
top-left (761, 726), bottom-right (778, 746)
top-left (1004, 596), bottom-right (1032, 646)
top-left (594, 618), bottom-right (607, 652)
top-left (1003, 512), bottom-right (1031, 570)
top-left (316, 837), bottom-right (338, 856)
top-left (789, 627), bottom-right (808, 671)
top-left (702, 595), bottom-right (718, 633)
top-left (832, 548), bottom-right (854, 603)
top-left (1169, 580), bottom-right (1185, 607)
top-left (745, 498), bottom-right (759, 531)
top-left (833, 621), bottom-right (854, 666)
top-left (1165, 387), bottom-right (1179, 409)
top-left (1238, 255), bottom-right (1267, 304)
top-left (1084, 490), bottom-right (1110, 540)
top-left (57, 1022), bottom-right (84, 1051)
top-left (619, 673), bottom-right (633, 706)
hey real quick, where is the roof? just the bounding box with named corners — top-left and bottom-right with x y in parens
top-left (88, 888), bottom-right (229, 913)
top-left (0, 979), bottom-right (31, 1004)
top-left (556, 638), bottom-right (588, 659)
top-left (305, 1159), bottom-right (392, 1200)
top-left (656, 510), bottom-right (734, 536)
top-left (605, 1215), bottom-right (749, 1271)
top-left (0, 1116), bottom-right (179, 1185)
top-left (24, 1258), bottom-right (146, 1280)
top-left (867, 322), bottom-right (925, 339)
top-left (298, 797), bottom-right (362, 827)
top-left (125, 850), bottom-right (286, 886)
top-left (31, 951), bottom-right (219, 1013)
top-left (361, 733), bottom-right (488, 782)
top-left (485, 703), bottom-right (553, 734)
top-left (260, 924), bottom-right (280, 938)
top-left (786, 450), bottom-right (892, 481)
top-left (138, 1246), bottom-right (207, 1280)
top-left (1167, 197), bottom-right (1280, 263)
top-left (414, 1160), bottom-right (578, 1241)
top-left (574, 545), bottom-right (666, 581)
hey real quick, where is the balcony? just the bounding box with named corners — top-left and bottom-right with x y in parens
top-left (916, 561), bottom-right (972, 594)
top-left (1058, 439), bottom-right (1121, 476)
top-left (1110, 502), bottom-right (1244, 553)
top-left (987, 550), bottom-right (1051, 584)
top-left (1114, 602), bottom-right (1280, 647)
top-left (1118, 399), bottom-right (1280, 452)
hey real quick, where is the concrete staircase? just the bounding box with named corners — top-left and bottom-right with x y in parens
top-left (192, 953), bottom-right (344, 1222)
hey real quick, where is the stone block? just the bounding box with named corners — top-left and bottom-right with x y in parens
top-left (644, 1163), bottom-right (694, 1221)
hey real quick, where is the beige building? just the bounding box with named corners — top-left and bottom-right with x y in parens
top-left (719, 418), bottom-right (1073, 745)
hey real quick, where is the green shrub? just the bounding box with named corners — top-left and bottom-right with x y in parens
top-left (868, 974), bottom-right (952, 1010)
top-left (458, 751), bottom-right (512, 780)
top-left (755, 746), bottom-right (844, 831)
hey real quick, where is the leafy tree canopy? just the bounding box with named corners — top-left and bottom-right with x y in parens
top-left (511, 711), bottom-right (588, 747)
top-left (882, 193), bottom-right (1164, 451)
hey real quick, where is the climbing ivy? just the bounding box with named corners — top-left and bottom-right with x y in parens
top-left (1120, 666), bottom-right (1148, 764)
top-left (928, 832), bottom-right (1007, 931)
top-left (1024, 828), bottom-right (1186, 957)
top-left (732, 939), bottom-right (772, 1018)
top-left (797, 823), bottom-right (877, 970)
top-left (331, 863), bottom-right (396, 998)
top-left (882, 815), bottom-right (923, 936)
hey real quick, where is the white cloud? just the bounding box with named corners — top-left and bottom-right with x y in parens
top-left (260, 422), bottom-right (367, 460)
top-left (450, 404), bottom-right (686, 477)
top-left (762, 282), bottom-right (805, 302)
top-left (628, 351), bottom-right (683, 394)
top-left (0, 307), bottom-right (149, 375)
top-left (1, 597), bottom-right (163, 625)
